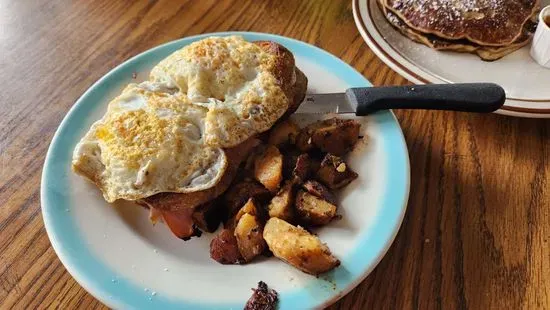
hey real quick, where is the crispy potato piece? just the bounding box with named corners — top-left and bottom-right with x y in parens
top-left (192, 201), bottom-right (221, 233)
top-left (263, 218), bottom-right (340, 275)
top-left (292, 153), bottom-right (311, 182)
top-left (210, 229), bottom-right (243, 265)
top-left (254, 145), bottom-right (283, 193)
top-left (294, 129), bottom-right (315, 153)
top-left (295, 190), bottom-right (337, 226)
top-left (282, 152), bottom-right (312, 183)
top-left (267, 181), bottom-right (295, 222)
top-left (235, 213), bottom-right (267, 262)
top-left (224, 180), bottom-right (271, 219)
top-left (282, 149), bottom-right (300, 179)
top-left (268, 119), bottom-right (300, 146)
top-left (243, 144), bottom-right (267, 176)
top-left (302, 180), bottom-right (337, 205)
top-left (226, 198), bottom-right (260, 230)
top-left (237, 198), bottom-right (258, 219)
top-left (316, 154), bottom-right (358, 189)
top-left (295, 118), bottom-right (360, 156)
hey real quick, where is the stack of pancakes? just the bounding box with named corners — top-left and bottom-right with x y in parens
top-left (378, 0), bottom-right (540, 61)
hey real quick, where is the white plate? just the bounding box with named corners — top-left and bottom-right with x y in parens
top-left (41, 32), bottom-right (410, 309)
top-left (353, 0), bottom-right (550, 118)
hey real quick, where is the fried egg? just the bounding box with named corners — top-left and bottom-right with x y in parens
top-left (150, 36), bottom-right (289, 147)
top-left (72, 36), bottom-right (290, 202)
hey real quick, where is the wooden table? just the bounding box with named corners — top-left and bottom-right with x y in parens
top-left (1, 0), bottom-right (549, 309)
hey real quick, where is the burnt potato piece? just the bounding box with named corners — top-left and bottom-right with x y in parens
top-left (295, 118), bottom-right (360, 156)
top-left (267, 181), bottom-right (296, 222)
top-left (316, 154), bottom-right (358, 189)
top-left (192, 201), bottom-right (221, 233)
top-left (295, 190), bottom-right (337, 226)
top-left (263, 218), bottom-right (340, 275)
top-left (268, 119), bottom-right (300, 147)
top-left (254, 145), bottom-right (284, 193)
top-left (210, 229), bottom-right (243, 265)
top-left (244, 281), bottom-right (278, 310)
top-left (302, 180), bottom-right (337, 205)
top-left (223, 180), bottom-right (271, 219)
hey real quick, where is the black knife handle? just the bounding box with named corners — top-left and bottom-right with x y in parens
top-left (345, 83), bottom-right (506, 116)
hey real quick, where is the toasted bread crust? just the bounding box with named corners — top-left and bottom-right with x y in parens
top-left (254, 41), bottom-right (307, 115)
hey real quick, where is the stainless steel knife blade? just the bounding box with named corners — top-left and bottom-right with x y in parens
top-left (295, 93), bottom-right (356, 114)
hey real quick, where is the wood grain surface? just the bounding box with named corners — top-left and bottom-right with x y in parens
top-left (1, 0), bottom-right (549, 309)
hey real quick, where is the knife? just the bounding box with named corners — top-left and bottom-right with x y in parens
top-left (296, 83), bottom-right (506, 115)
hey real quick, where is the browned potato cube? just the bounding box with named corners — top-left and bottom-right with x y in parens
top-left (234, 213), bottom-right (267, 262)
top-left (282, 152), bottom-right (312, 182)
top-left (224, 180), bottom-right (271, 219)
top-left (282, 149), bottom-right (300, 179)
top-left (268, 119), bottom-right (300, 146)
top-left (254, 145), bottom-right (283, 193)
top-left (226, 198), bottom-right (259, 230)
top-left (295, 190), bottom-right (337, 226)
top-left (316, 154), bottom-right (358, 189)
top-left (302, 180), bottom-right (337, 205)
top-left (236, 198), bottom-right (257, 219)
top-left (210, 229), bottom-right (243, 265)
top-left (267, 181), bottom-right (295, 222)
top-left (294, 129), bottom-right (315, 153)
top-left (292, 153), bottom-right (311, 182)
top-left (295, 118), bottom-right (360, 156)
top-left (263, 218), bottom-right (340, 275)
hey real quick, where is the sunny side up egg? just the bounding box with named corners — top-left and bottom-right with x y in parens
top-left (72, 36), bottom-right (290, 202)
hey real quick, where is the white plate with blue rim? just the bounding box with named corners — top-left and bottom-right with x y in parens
top-left (41, 32), bottom-right (410, 309)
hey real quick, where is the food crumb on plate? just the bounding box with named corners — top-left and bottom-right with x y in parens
top-left (244, 281), bottom-right (278, 310)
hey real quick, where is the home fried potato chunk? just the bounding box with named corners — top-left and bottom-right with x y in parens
top-left (263, 218), bottom-right (339, 275)
top-left (316, 154), bottom-right (358, 189)
top-left (268, 119), bottom-right (300, 146)
top-left (295, 118), bottom-right (360, 156)
top-left (302, 180), bottom-right (337, 205)
top-left (267, 181), bottom-right (295, 222)
top-left (224, 180), bottom-right (271, 219)
top-left (295, 190), bottom-right (337, 226)
top-left (254, 145), bottom-right (283, 192)
top-left (235, 212), bottom-right (267, 262)
top-left (226, 198), bottom-right (259, 230)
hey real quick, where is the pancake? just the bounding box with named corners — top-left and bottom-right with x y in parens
top-left (384, 0), bottom-right (539, 46)
top-left (378, 0), bottom-right (537, 60)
